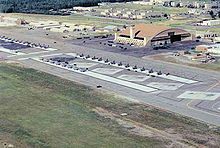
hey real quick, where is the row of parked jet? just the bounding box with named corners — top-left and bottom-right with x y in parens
top-left (39, 53), bottom-right (170, 77)
top-left (77, 53), bottom-right (170, 76)
top-left (0, 36), bottom-right (49, 49)
top-left (40, 57), bottom-right (88, 72)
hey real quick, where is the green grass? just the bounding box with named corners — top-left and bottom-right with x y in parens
top-left (0, 63), bottom-right (162, 148)
top-left (1, 63), bottom-right (220, 147)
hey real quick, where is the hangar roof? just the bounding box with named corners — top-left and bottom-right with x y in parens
top-left (119, 24), bottom-right (170, 38)
top-left (119, 23), bottom-right (190, 39)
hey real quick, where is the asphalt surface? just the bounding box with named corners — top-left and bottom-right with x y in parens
top-left (1, 27), bottom-right (220, 126)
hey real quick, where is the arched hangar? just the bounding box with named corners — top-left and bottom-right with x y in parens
top-left (114, 24), bottom-right (192, 47)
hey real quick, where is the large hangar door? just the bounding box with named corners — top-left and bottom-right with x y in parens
top-left (168, 32), bottom-right (181, 43)
top-left (170, 35), bottom-right (181, 43)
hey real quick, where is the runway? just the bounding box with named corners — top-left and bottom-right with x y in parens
top-left (1, 28), bottom-right (220, 126)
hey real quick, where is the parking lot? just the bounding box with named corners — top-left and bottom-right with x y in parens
top-left (71, 35), bottom-right (205, 57)
top-left (0, 35), bottom-right (57, 55)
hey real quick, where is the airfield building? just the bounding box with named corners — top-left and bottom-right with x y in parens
top-left (198, 20), bottom-right (220, 26)
top-left (196, 44), bottom-right (220, 54)
top-left (114, 24), bottom-right (191, 47)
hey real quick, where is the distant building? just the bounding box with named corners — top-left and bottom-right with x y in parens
top-left (133, 0), bottom-right (165, 5)
top-left (198, 20), bottom-right (220, 26)
top-left (194, 2), bottom-right (201, 8)
top-left (100, 9), bottom-right (152, 20)
top-left (204, 3), bottom-right (212, 9)
top-left (194, 30), bottom-right (220, 43)
top-left (196, 44), bottom-right (220, 54)
top-left (170, 1), bottom-right (176, 7)
top-left (188, 9), bottom-right (203, 15)
top-left (114, 23), bottom-right (191, 47)
top-left (72, 7), bottom-right (93, 12)
top-left (0, 16), bottom-right (28, 26)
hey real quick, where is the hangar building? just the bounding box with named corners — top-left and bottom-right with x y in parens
top-left (114, 24), bottom-right (191, 47)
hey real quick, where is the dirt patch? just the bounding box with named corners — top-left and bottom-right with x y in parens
top-left (93, 107), bottom-right (197, 148)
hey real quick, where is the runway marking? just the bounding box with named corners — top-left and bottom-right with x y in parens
top-left (147, 82), bottom-right (184, 91)
top-left (211, 101), bottom-right (220, 111)
top-left (18, 58), bottom-right (30, 61)
top-left (32, 58), bottom-right (158, 93)
top-left (177, 91), bottom-right (220, 101)
top-left (186, 100), bottom-right (220, 118)
top-left (44, 48), bottom-right (58, 51)
top-left (92, 68), bottom-right (123, 75)
top-left (117, 74), bottom-right (150, 82)
top-left (24, 51), bottom-right (49, 55)
top-left (206, 80), bottom-right (220, 92)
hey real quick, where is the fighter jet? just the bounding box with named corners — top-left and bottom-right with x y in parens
top-left (141, 67), bottom-right (145, 71)
top-left (149, 69), bottom-right (154, 73)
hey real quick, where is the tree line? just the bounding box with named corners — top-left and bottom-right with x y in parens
top-left (0, 0), bottom-right (135, 14)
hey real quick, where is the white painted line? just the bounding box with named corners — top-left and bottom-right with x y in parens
top-left (46, 48), bottom-right (58, 51)
top-left (211, 101), bottom-right (220, 111)
top-left (147, 82), bottom-right (184, 91)
top-left (25, 51), bottom-right (49, 55)
top-left (117, 75), bottom-right (150, 82)
top-left (32, 58), bottom-right (158, 93)
top-left (86, 71), bottom-right (157, 92)
top-left (7, 55), bottom-right (18, 58)
top-left (92, 68), bottom-right (123, 75)
top-left (159, 75), bottom-right (198, 84)
top-left (66, 53), bottom-right (77, 57)
top-left (17, 58), bottom-right (30, 61)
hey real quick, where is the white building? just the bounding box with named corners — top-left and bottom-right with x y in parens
top-left (188, 9), bottom-right (203, 15)
top-left (73, 7), bottom-right (93, 11)
top-left (194, 2), bottom-right (201, 8)
top-left (101, 12), bottom-right (107, 16)
top-left (204, 3), bottom-right (212, 9)
top-left (170, 1), bottom-right (176, 7)
top-left (133, 0), bottom-right (165, 5)
top-left (136, 15), bottom-right (144, 19)
top-left (198, 20), bottom-right (220, 26)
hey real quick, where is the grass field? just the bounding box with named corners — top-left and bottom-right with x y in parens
top-left (2, 12), bottom-right (165, 28)
top-left (0, 63), bottom-right (162, 148)
top-left (1, 63), bottom-right (220, 147)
